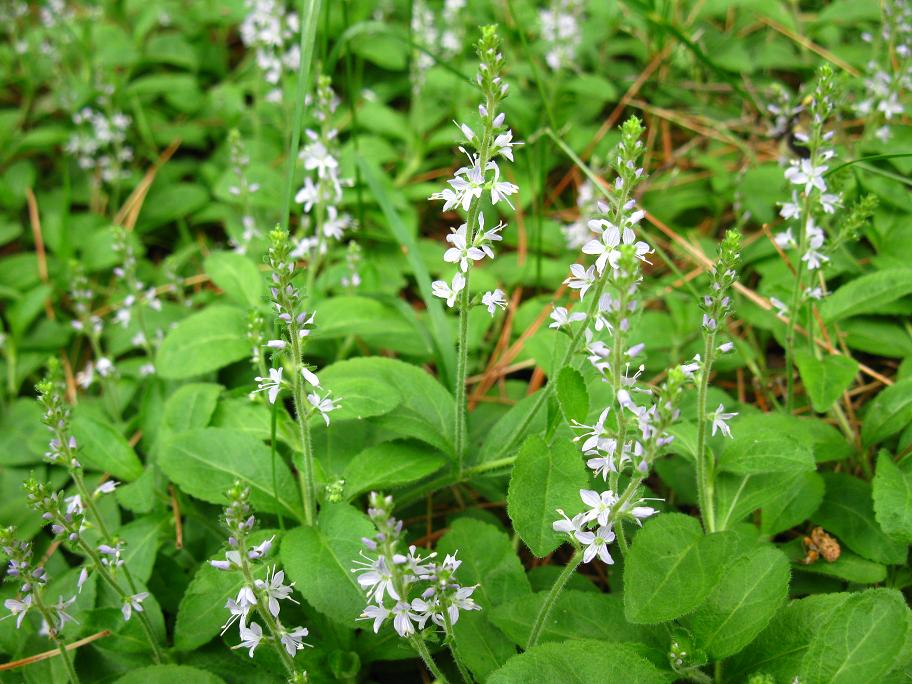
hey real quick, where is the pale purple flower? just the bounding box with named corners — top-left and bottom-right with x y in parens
top-left (236, 620), bottom-right (263, 657)
top-left (710, 404), bottom-right (737, 438)
top-left (575, 525), bottom-right (615, 564)
top-left (431, 272), bottom-right (466, 308)
top-left (254, 367), bottom-right (283, 404)
top-left (121, 592), bottom-right (149, 622)
top-left (549, 306), bottom-right (586, 329)
top-left (482, 289), bottom-right (507, 315)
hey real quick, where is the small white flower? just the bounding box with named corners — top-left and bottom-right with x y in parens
top-left (392, 600), bottom-right (420, 637)
top-left (93, 480), bottom-right (119, 497)
top-left (575, 524), bottom-right (615, 564)
top-left (482, 289), bottom-right (507, 315)
top-left (717, 342), bottom-right (734, 353)
top-left (549, 306), bottom-right (586, 329)
top-left (4, 594), bottom-right (32, 628)
top-left (769, 297), bottom-right (789, 316)
top-left (300, 367), bottom-right (320, 387)
top-left (431, 272), bottom-right (466, 308)
top-left (254, 566), bottom-right (298, 618)
top-left (121, 592), bottom-right (149, 622)
top-left (552, 508), bottom-right (587, 535)
top-left (307, 391), bottom-right (339, 426)
top-left (359, 603), bottom-right (389, 633)
top-left (353, 555), bottom-right (399, 603)
top-left (784, 158), bottom-right (828, 194)
top-left (236, 620), bottom-right (263, 657)
top-left (710, 404), bottom-right (737, 439)
top-left (580, 488), bottom-right (619, 527)
top-left (564, 264), bottom-right (596, 301)
top-left (444, 223), bottom-right (486, 272)
top-left (248, 536), bottom-right (276, 560)
top-left (254, 367), bottom-right (283, 404)
top-left (779, 194), bottom-right (801, 220)
top-left (280, 625), bottom-right (310, 656)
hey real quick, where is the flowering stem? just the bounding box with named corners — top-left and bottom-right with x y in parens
top-left (236, 537), bottom-right (300, 678)
top-left (694, 331), bottom-right (717, 534)
top-left (76, 540), bottom-right (162, 663)
top-left (410, 635), bottom-right (450, 683)
top-left (442, 607), bottom-right (472, 684)
top-left (526, 547), bottom-right (582, 649)
top-left (452, 97), bottom-right (496, 475)
top-left (31, 592), bottom-right (79, 684)
top-left (784, 194), bottom-right (812, 414)
top-left (290, 370), bottom-right (317, 526)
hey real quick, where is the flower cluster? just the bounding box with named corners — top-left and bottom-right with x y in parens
top-left (293, 76), bottom-right (354, 261)
top-left (352, 493), bottom-right (480, 638)
top-left (239, 0), bottom-right (301, 103)
top-left (69, 265), bottom-right (119, 390)
top-left (430, 26), bottom-right (519, 316)
top-left (774, 66), bottom-right (841, 303)
top-left (112, 226), bottom-right (162, 375)
top-left (410, 0), bottom-right (466, 91)
top-left (539, 0), bottom-right (585, 71)
top-left (1, 527), bottom-right (79, 637)
top-left (561, 179), bottom-right (601, 249)
top-left (857, 0), bottom-right (911, 142)
top-left (211, 483), bottom-right (309, 678)
top-left (65, 103), bottom-right (133, 184)
top-left (254, 228), bottom-right (340, 427)
top-left (226, 129), bottom-right (261, 254)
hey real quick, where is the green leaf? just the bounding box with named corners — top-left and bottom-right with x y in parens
top-left (162, 383), bottom-right (222, 434)
top-left (715, 471), bottom-right (811, 530)
top-left (156, 306), bottom-right (250, 380)
top-left (556, 367), bottom-right (588, 424)
top-left (174, 530), bottom-right (275, 651)
top-left (872, 451), bottom-right (912, 543)
top-left (862, 378), bottom-right (912, 446)
top-left (727, 593), bottom-right (851, 682)
top-left (761, 471), bottom-right (825, 536)
top-left (316, 357), bottom-right (454, 454)
top-left (0, 400), bottom-right (45, 465)
top-left (451, 613), bottom-right (517, 681)
top-left (203, 252), bottom-right (263, 308)
top-left (782, 540), bottom-right (887, 584)
top-left (507, 436), bottom-right (590, 557)
top-left (490, 591), bottom-right (659, 650)
top-left (120, 515), bottom-right (165, 583)
top-left (821, 268), bottom-right (912, 322)
top-left (70, 413), bottom-right (144, 481)
top-left (160, 428), bottom-right (302, 520)
top-left (281, 503), bottom-right (374, 625)
top-left (795, 350), bottom-right (859, 412)
top-left (477, 390), bottom-right (548, 465)
top-left (115, 665), bottom-right (225, 684)
top-left (488, 640), bottom-right (669, 684)
top-left (624, 513), bottom-right (736, 624)
top-left (437, 518), bottom-right (531, 609)
top-left (813, 473), bottom-right (906, 565)
top-left (800, 589), bottom-right (912, 684)
top-left (683, 546), bottom-right (790, 658)
top-left (342, 440), bottom-right (446, 499)
top-left (312, 372), bottom-right (400, 422)
top-left (718, 429), bottom-right (815, 475)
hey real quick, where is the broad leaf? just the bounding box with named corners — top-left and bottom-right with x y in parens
top-left (813, 473), bottom-right (906, 565)
top-left (821, 268), bottom-right (912, 322)
top-left (452, 612), bottom-right (517, 681)
top-left (281, 504), bottom-right (374, 625)
top-left (156, 306), bottom-right (250, 380)
top-left (507, 436), bottom-right (590, 557)
top-left (872, 451), bottom-right (912, 543)
top-left (488, 640), bottom-right (668, 684)
top-left (795, 349), bottom-right (858, 413)
top-left (624, 513), bottom-right (736, 624)
top-left (683, 545), bottom-right (790, 658)
top-left (115, 665), bottom-right (225, 684)
top-left (437, 518), bottom-right (531, 609)
top-left (342, 440), bottom-right (447, 499)
top-left (862, 379), bottom-right (912, 446)
top-left (162, 382), bottom-right (222, 434)
top-left (204, 251), bottom-right (262, 308)
top-left (718, 429), bottom-right (815, 475)
top-left (800, 589), bottom-right (912, 684)
top-left (160, 428), bottom-right (303, 520)
top-left (71, 413), bottom-right (144, 481)
top-left (761, 471), bottom-right (825, 536)
top-left (556, 367), bottom-right (588, 424)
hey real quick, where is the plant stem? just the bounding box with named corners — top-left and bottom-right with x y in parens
top-left (526, 548), bottom-right (583, 649)
top-left (784, 193), bottom-right (812, 414)
top-left (442, 607), bottom-right (472, 684)
top-left (32, 593), bottom-right (79, 683)
top-left (410, 636), bottom-right (450, 683)
top-left (694, 331), bottom-right (717, 533)
top-left (290, 363), bottom-right (316, 526)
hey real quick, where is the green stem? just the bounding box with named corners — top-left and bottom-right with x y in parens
top-left (442, 608), bottom-right (472, 684)
top-left (527, 548), bottom-right (583, 649)
top-left (290, 372), bottom-right (317, 526)
top-left (32, 592), bottom-right (80, 683)
top-left (410, 635), bottom-right (449, 683)
top-left (694, 331), bottom-right (717, 533)
top-left (784, 194), bottom-right (812, 414)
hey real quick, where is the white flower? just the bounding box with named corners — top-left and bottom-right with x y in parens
top-left (550, 306), bottom-right (586, 329)
top-left (710, 404), bottom-right (737, 439)
top-left (489, 161), bottom-right (519, 208)
top-left (300, 137), bottom-right (338, 179)
top-left (220, 586), bottom-right (256, 634)
top-left (431, 272), bottom-right (466, 308)
top-left (774, 228), bottom-right (796, 249)
top-left (819, 193), bottom-right (841, 214)
top-left (444, 223), bottom-right (486, 272)
top-left (575, 524), bottom-right (615, 564)
top-left (96, 357), bottom-right (115, 377)
top-left (121, 592), bottom-right (149, 622)
top-left (717, 341), bottom-right (734, 353)
top-left (255, 566), bottom-right (298, 618)
top-left (353, 555), bottom-right (399, 603)
top-left (582, 221), bottom-right (621, 275)
top-left (236, 620), bottom-right (263, 657)
top-left (564, 264), bottom-right (596, 301)
top-left (301, 367), bottom-right (320, 387)
top-left (4, 594), bottom-right (32, 628)
top-left (77, 568), bottom-right (89, 593)
top-left (779, 194), bottom-right (801, 220)
top-left (359, 603), bottom-right (389, 633)
top-left (249, 536), bottom-right (276, 559)
top-left (482, 289), bottom-right (507, 315)
top-left (492, 129), bottom-right (521, 161)
top-left (570, 408), bottom-right (612, 453)
top-left (307, 391), bottom-right (339, 426)
top-left (784, 158), bottom-right (828, 194)
top-left (280, 626), bottom-right (310, 656)
top-left (93, 480), bottom-right (119, 496)
top-left (770, 297), bottom-right (789, 316)
top-left (211, 550), bottom-right (242, 571)
top-left (294, 177), bottom-right (318, 212)
top-left (254, 367), bottom-right (283, 404)
top-left (580, 488), bottom-right (619, 527)
top-left (392, 600), bottom-right (420, 637)
top-left (552, 509), bottom-right (587, 535)
top-left (51, 595), bottom-right (78, 630)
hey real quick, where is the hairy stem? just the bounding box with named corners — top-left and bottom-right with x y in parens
top-left (527, 547), bottom-right (583, 649)
top-left (694, 331), bottom-right (717, 533)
